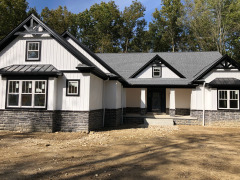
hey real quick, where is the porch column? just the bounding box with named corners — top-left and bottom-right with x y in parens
top-left (140, 88), bottom-right (147, 115)
top-left (169, 88), bottom-right (176, 116)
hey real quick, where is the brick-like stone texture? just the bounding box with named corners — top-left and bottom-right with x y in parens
top-left (89, 109), bottom-right (103, 130)
top-left (176, 108), bottom-right (190, 116)
top-left (54, 111), bottom-right (89, 132)
top-left (174, 118), bottom-right (201, 125)
top-left (191, 110), bottom-right (240, 126)
top-left (126, 107), bottom-right (141, 114)
top-left (169, 109), bottom-right (175, 117)
top-left (166, 108), bottom-right (169, 115)
top-left (123, 117), bottom-right (144, 124)
top-left (0, 109), bottom-right (105, 133)
top-left (140, 108), bottom-right (147, 115)
top-left (104, 108), bottom-right (122, 127)
top-left (0, 110), bottom-right (54, 132)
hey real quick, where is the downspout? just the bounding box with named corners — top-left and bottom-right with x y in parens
top-left (202, 82), bottom-right (206, 126)
top-left (102, 78), bottom-right (109, 127)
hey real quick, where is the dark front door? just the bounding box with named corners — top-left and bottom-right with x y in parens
top-left (147, 88), bottom-right (166, 113)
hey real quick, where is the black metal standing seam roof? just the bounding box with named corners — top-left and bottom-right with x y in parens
top-left (208, 78), bottom-right (240, 87)
top-left (0, 64), bottom-right (63, 76)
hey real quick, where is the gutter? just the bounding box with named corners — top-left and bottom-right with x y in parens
top-left (202, 82), bottom-right (206, 126)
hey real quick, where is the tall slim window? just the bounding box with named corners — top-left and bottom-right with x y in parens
top-left (7, 80), bottom-right (47, 108)
top-left (26, 41), bottom-right (41, 61)
top-left (153, 66), bottom-right (161, 77)
top-left (218, 90), bottom-right (239, 109)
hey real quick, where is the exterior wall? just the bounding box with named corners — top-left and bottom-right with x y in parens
top-left (104, 108), bottom-right (122, 127)
top-left (66, 37), bottom-right (109, 73)
top-left (0, 36), bottom-right (82, 70)
top-left (166, 88), bottom-right (170, 108)
top-left (191, 110), bottom-right (240, 127)
top-left (175, 89), bottom-right (191, 109)
top-left (136, 65), bottom-right (179, 78)
top-left (104, 80), bottom-right (122, 109)
top-left (203, 69), bottom-right (240, 83)
top-left (89, 74), bottom-right (103, 110)
top-left (126, 88), bottom-right (141, 107)
top-left (47, 77), bottom-right (58, 110)
top-left (0, 76), bottom-right (7, 109)
top-left (56, 73), bottom-right (90, 111)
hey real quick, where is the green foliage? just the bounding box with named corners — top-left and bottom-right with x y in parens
top-left (41, 6), bottom-right (78, 36)
top-left (0, 0), bottom-right (28, 40)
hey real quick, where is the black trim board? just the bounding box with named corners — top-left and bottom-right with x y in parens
top-left (130, 54), bottom-right (185, 78)
top-left (194, 55), bottom-right (240, 81)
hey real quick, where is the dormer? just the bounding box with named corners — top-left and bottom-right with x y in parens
top-left (131, 55), bottom-right (185, 79)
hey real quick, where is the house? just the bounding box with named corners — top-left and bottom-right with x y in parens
top-left (0, 14), bottom-right (240, 132)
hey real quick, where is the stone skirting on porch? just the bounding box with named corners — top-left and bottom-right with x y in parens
top-left (190, 110), bottom-right (240, 126)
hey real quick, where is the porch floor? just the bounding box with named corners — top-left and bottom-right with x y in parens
top-left (125, 112), bottom-right (197, 120)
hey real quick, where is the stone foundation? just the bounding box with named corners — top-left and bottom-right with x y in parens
top-left (174, 118), bottom-right (201, 125)
top-left (140, 108), bottom-right (147, 115)
top-left (0, 109), bottom-right (104, 133)
top-left (0, 110), bottom-right (55, 132)
top-left (104, 108), bottom-right (122, 127)
top-left (191, 110), bottom-right (240, 126)
top-left (176, 108), bottom-right (190, 116)
top-left (169, 109), bottom-right (175, 117)
top-left (126, 107), bottom-right (141, 114)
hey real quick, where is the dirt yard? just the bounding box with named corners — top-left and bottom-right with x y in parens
top-left (0, 125), bottom-right (240, 180)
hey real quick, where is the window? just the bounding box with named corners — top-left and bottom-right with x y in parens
top-left (153, 66), bottom-right (161, 77)
top-left (218, 90), bottom-right (239, 109)
top-left (26, 41), bottom-right (41, 61)
top-left (66, 80), bottom-right (80, 96)
top-left (7, 80), bottom-right (47, 108)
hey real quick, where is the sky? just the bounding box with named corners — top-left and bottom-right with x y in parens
top-left (27, 0), bottom-right (162, 23)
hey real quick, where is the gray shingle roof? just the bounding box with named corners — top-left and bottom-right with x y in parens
top-left (96, 52), bottom-right (222, 85)
top-left (208, 78), bottom-right (240, 87)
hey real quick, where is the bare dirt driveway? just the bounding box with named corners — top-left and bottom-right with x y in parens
top-left (0, 125), bottom-right (240, 180)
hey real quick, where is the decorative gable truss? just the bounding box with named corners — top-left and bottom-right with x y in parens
top-left (130, 55), bottom-right (185, 79)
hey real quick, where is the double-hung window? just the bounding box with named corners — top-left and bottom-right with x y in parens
top-left (153, 66), bottom-right (161, 77)
top-left (7, 80), bottom-right (47, 108)
top-left (218, 90), bottom-right (239, 109)
top-left (26, 41), bottom-right (41, 61)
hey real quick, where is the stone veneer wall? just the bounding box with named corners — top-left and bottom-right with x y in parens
top-left (104, 108), bottom-right (122, 127)
top-left (191, 110), bottom-right (240, 126)
top-left (0, 110), bottom-right (54, 132)
top-left (176, 108), bottom-right (190, 116)
top-left (126, 107), bottom-right (141, 114)
top-left (0, 109), bottom-right (104, 133)
top-left (169, 109), bottom-right (175, 116)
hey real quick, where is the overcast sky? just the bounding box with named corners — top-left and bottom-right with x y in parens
top-left (27, 0), bottom-right (162, 23)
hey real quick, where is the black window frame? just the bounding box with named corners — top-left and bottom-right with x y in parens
top-left (217, 89), bottom-right (240, 110)
top-left (5, 78), bottom-right (48, 110)
top-left (66, 79), bottom-right (80, 96)
top-left (152, 65), bottom-right (162, 78)
top-left (25, 41), bottom-right (42, 61)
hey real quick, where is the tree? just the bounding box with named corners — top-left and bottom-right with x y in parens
top-left (149, 0), bottom-right (184, 52)
top-left (0, 0), bottom-right (28, 40)
top-left (77, 1), bottom-right (122, 53)
top-left (121, 0), bottom-right (146, 52)
top-left (41, 6), bottom-right (78, 36)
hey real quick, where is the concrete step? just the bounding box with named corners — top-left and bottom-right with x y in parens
top-left (144, 118), bottom-right (174, 126)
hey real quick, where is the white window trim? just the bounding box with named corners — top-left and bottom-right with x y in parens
top-left (7, 80), bottom-right (47, 108)
top-left (218, 90), bottom-right (239, 110)
top-left (153, 66), bottom-right (161, 77)
top-left (26, 41), bottom-right (40, 61)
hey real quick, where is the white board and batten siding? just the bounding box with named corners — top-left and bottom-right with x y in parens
top-left (203, 69), bottom-right (240, 83)
top-left (104, 80), bottom-right (122, 109)
top-left (66, 37), bottom-right (110, 73)
top-left (136, 65), bottom-right (180, 78)
top-left (90, 74), bottom-right (104, 110)
top-left (0, 36), bottom-right (82, 70)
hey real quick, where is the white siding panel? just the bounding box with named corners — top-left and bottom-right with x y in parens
top-left (66, 38), bottom-right (110, 73)
top-left (166, 88), bottom-right (170, 108)
top-left (56, 73), bottom-right (90, 111)
top-left (203, 69), bottom-right (240, 83)
top-left (104, 80), bottom-right (122, 109)
top-left (0, 36), bottom-right (82, 70)
top-left (136, 65), bottom-right (180, 78)
top-left (47, 77), bottom-right (58, 110)
top-left (89, 74), bottom-right (103, 110)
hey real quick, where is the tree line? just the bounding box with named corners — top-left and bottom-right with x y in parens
top-left (0, 0), bottom-right (240, 61)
